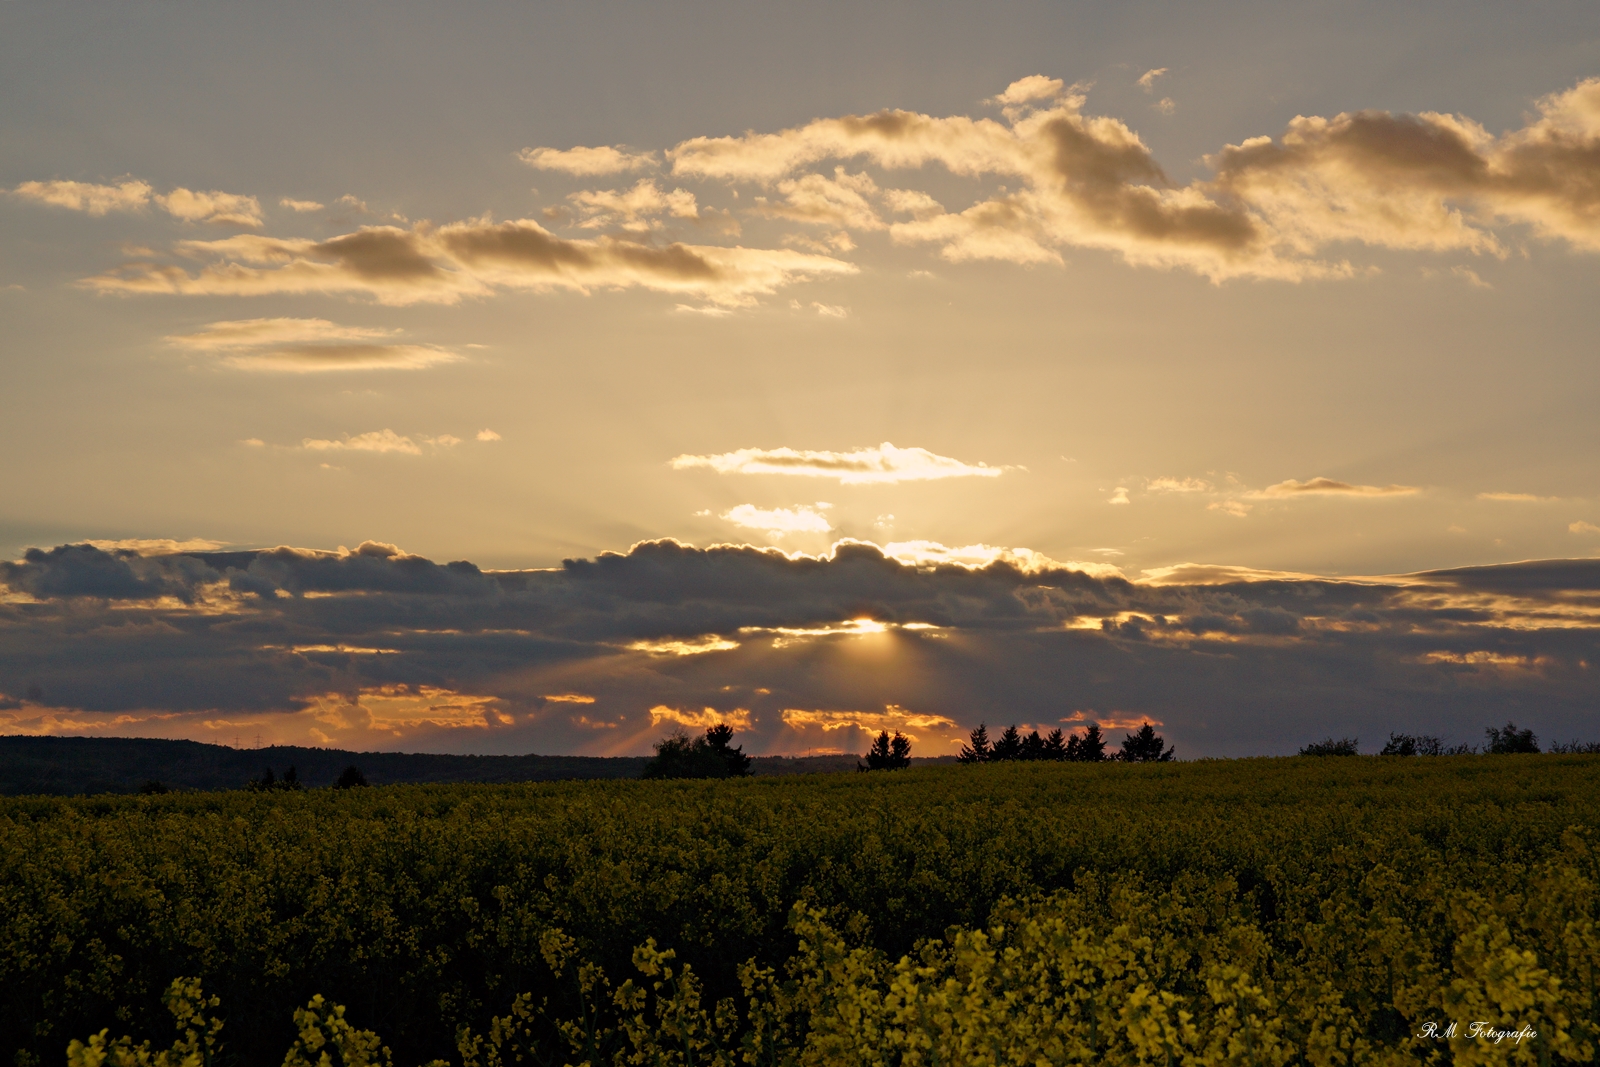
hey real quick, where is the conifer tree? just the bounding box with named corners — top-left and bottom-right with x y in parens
top-left (861, 730), bottom-right (912, 770)
top-left (957, 723), bottom-right (992, 763)
top-left (1079, 723), bottom-right (1108, 761)
top-left (703, 723), bottom-right (753, 776)
top-left (1066, 723), bottom-right (1108, 762)
top-left (1119, 722), bottom-right (1175, 762)
top-left (1043, 728), bottom-right (1067, 761)
top-left (991, 725), bottom-right (1023, 761)
top-left (1020, 730), bottom-right (1046, 761)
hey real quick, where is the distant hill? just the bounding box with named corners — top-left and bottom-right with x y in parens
top-left (0, 735), bottom-right (951, 795)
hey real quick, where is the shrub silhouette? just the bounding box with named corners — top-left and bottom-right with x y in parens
top-left (334, 765), bottom-right (368, 789)
top-left (1380, 733), bottom-right (1446, 756)
top-left (860, 730), bottom-right (912, 771)
top-left (641, 724), bottom-right (751, 779)
top-left (1299, 737), bottom-right (1359, 756)
top-left (1485, 720), bottom-right (1539, 754)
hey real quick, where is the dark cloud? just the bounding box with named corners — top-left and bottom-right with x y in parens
top-left (3, 539), bottom-right (1599, 756)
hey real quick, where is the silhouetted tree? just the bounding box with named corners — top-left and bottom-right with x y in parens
top-left (1020, 730), bottom-right (1047, 761)
top-left (991, 725), bottom-right (1023, 761)
top-left (1299, 737), bottom-right (1359, 756)
top-left (1043, 729), bottom-right (1067, 761)
top-left (1066, 723), bottom-right (1108, 762)
top-left (1551, 739), bottom-right (1600, 753)
top-left (958, 724), bottom-right (992, 763)
top-left (138, 780), bottom-right (169, 795)
top-left (1119, 723), bottom-right (1175, 762)
top-left (861, 730), bottom-right (913, 770)
top-left (704, 723), bottom-right (752, 776)
top-left (1380, 733), bottom-right (1445, 756)
top-left (334, 765), bottom-right (368, 788)
top-left (246, 766), bottom-right (304, 792)
top-left (641, 724), bottom-right (752, 779)
top-left (1486, 721), bottom-right (1539, 754)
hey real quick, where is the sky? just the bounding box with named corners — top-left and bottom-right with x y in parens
top-left (3, 0), bottom-right (1600, 758)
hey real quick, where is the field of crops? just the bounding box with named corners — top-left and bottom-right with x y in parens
top-left (4, 756), bottom-right (1598, 1067)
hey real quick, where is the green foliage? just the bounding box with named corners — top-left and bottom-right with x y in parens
top-left (1300, 737), bottom-right (1360, 756)
top-left (641, 725), bottom-right (752, 780)
top-left (8, 757), bottom-right (1600, 1067)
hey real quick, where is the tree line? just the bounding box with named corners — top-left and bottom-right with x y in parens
top-left (1300, 720), bottom-right (1600, 756)
top-left (958, 721), bottom-right (1174, 763)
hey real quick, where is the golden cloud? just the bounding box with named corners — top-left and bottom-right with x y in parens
top-left (301, 429), bottom-right (423, 455)
top-left (167, 317), bottom-right (461, 372)
top-left (156, 188), bottom-right (263, 227)
top-left (648, 705), bottom-right (752, 729)
top-left (568, 179), bottom-right (699, 230)
top-left (1061, 710), bottom-right (1164, 731)
top-left (720, 504), bottom-right (833, 536)
top-left (1256, 477), bottom-right (1420, 497)
top-left (671, 441), bottom-right (1004, 484)
top-left (12, 179), bottom-right (152, 214)
top-left (86, 218), bottom-right (853, 308)
top-left (663, 75), bottom-right (1600, 280)
top-left (519, 145), bottom-right (658, 175)
top-left (779, 704), bottom-right (958, 742)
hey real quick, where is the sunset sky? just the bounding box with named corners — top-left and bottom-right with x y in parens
top-left (5, 1), bottom-right (1600, 757)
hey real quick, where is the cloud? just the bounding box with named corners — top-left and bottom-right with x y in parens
top-left (755, 169), bottom-right (884, 230)
top-left (301, 430), bottom-right (422, 455)
top-left (567, 179), bottom-right (699, 230)
top-left (721, 504), bottom-right (833, 536)
top-left (519, 145), bottom-right (658, 175)
top-left (1208, 500), bottom-right (1253, 518)
top-left (1479, 491), bottom-right (1559, 502)
top-left (156, 188), bottom-right (263, 227)
top-left (1571, 521), bottom-right (1600, 535)
top-left (13, 179), bottom-right (262, 225)
top-left (994, 76), bottom-right (1067, 109)
top-left (38, 77), bottom-right (1600, 300)
top-left (648, 705), bottom-right (753, 730)
top-left (670, 441), bottom-right (1005, 484)
top-left (5, 537), bottom-right (1600, 756)
top-left (83, 538), bottom-right (227, 553)
top-left (780, 705), bottom-right (958, 744)
top-left (1108, 487), bottom-right (1130, 505)
top-left (1148, 476), bottom-right (1211, 492)
top-left (1256, 477), bottom-right (1420, 497)
top-left (657, 75), bottom-right (1600, 280)
top-left (476, 429), bottom-right (502, 442)
top-left (84, 216), bottom-right (855, 308)
top-left (11, 179), bottom-right (152, 214)
top-left (167, 318), bottom-right (462, 373)
top-left (1138, 68), bottom-right (1168, 90)
top-left (280, 198), bottom-right (325, 212)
